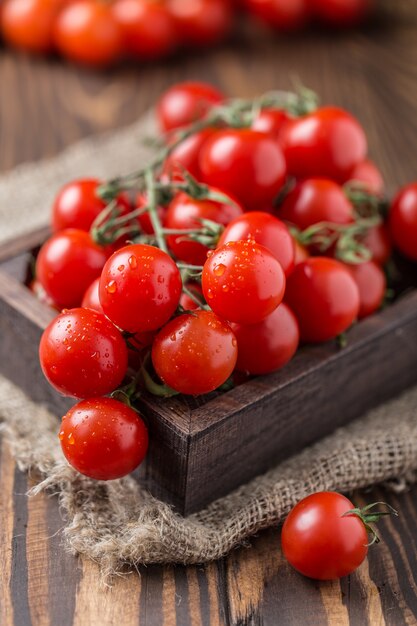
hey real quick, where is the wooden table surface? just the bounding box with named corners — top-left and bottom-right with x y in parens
top-left (1, 6), bottom-right (417, 625)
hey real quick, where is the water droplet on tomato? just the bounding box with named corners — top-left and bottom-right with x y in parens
top-left (128, 255), bottom-right (138, 269)
top-left (118, 264), bottom-right (125, 272)
top-left (68, 433), bottom-right (75, 445)
top-left (58, 431), bottom-right (64, 441)
top-left (106, 280), bottom-right (117, 294)
top-left (213, 263), bottom-right (226, 277)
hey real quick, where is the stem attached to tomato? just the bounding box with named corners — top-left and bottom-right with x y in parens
top-left (343, 501), bottom-right (399, 546)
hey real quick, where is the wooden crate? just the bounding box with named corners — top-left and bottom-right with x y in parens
top-left (1, 228), bottom-right (417, 515)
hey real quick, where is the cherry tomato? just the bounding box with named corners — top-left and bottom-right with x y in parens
top-left (280, 107), bottom-right (367, 183)
top-left (135, 192), bottom-right (166, 235)
top-left (112, 0), bottom-right (177, 60)
top-left (244, 0), bottom-right (309, 31)
top-left (54, 0), bottom-right (123, 67)
top-left (165, 190), bottom-right (243, 265)
top-left (285, 257), bottom-right (360, 342)
top-left (36, 229), bottom-right (108, 309)
top-left (1, 0), bottom-right (63, 54)
top-left (167, 0), bottom-right (233, 48)
top-left (51, 178), bottom-right (130, 233)
top-left (389, 183), bottom-right (417, 262)
top-left (346, 159), bottom-right (384, 195)
top-left (251, 108), bottom-right (291, 141)
top-left (200, 129), bottom-right (287, 211)
top-left (282, 492), bottom-right (369, 580)
top-left (99, 244), bottom-right (182, 333)
top-left (157, 81), bottom-right (224, 133)
top-left (81, 277), bottom-right (103, 313)
top-left (218, 211), bottom-right (295, 276)
top-left (39, 308), bottom-right (128, 398)
top-left (152, 310), bottom-right (237, 395)
top-left (163, 128), bottom-right (216, 181)
top-left (179, 282), bottom-right (204, 310)
top-left (279, 178), bottom-right (354, 230)
top-left (346, 260), bottom-right (386, 319)
top-left (59, 398), bottom-right (148, 480)
top-left (310, 0), bottom-right (374, 27)
top-left (362, 223), bottom-right (392, 266)
top-left (202, 240), bottom-right (286, 324)
top-left (232, 303), bottom-right (299, 375)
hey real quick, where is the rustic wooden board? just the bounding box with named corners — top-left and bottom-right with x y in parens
top-left (1, 1), bottom-right (417, 621)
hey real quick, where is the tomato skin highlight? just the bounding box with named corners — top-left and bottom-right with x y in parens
top-left (346, 260), bottom-right (386, 319)
top-left (152, 310), bottom-right (237, 395)
top-left (389, 183), bottom-right (417, 262)
top-left (202, 240), bottom-right (286, 324)
top-left (99, 244), bottom-right (182, 333)
top-left (157, 81), bottom-right (224, 133)
top-left (232, 303), bottom-right (299, 375)
top-left (280, 107), bottom-right (367, 183)
top-left (218, 211), bottom-right (295, 276)
top-left (282, 492), bottom-right (368, 580)
top-left (285, 257), bottom-right (360, 342)
top-left (59, 397), bottom-right (148, 480)
top-left (39, 308), bottom-right (128, 399)
top-left (36, 229), bottom-right (108, 309)
top-left (200, 129), bottom-right (287, 212)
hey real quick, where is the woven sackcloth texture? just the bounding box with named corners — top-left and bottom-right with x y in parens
top-left (0, 115), bottom-right (416, 570)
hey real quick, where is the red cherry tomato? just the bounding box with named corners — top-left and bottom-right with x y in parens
top-left (232, 303), bottom-right (299, 375)
top-left (310, 0), bottom-right (374, 27)
top-left (39, 308), bottom-right (128, 398)
top-left (280, 107), bottom-right (367, 183)
top-left (59, 398), bottom-right (148, 480)
top-left (362, 223), bottom-right (392, 266)
top-left (163, 128), bottom-right (216, 181)
top-left (244, 0), bottom-right (309, 31)
top-left (54, 0), bottom-right (123, 67)
top-left (81, 277), bottom-right (103, 313)
top-left (202, 240), bottom-right (286, 324)
top-left (389, 183), bottom-right (417, 262)
top-left (179, 282), bottom-right (204, 310)
top-left (346, 260), bottom-right (386, 319)
top-left (251, 108), bottom-right (291, 141)
top-left (152, 310), bottom-right (237, 395)
top-left (282, 492), bottom-right (369, 580)
top-left (165, 190), bottom-right (243, 265)
top-left (279, 178), bottom-right (354, 230)
top-left (157, 81), bottom-right (224, 133)
top-left (135, 192), bottom-right (166, 235)
top-left (36, 229), bottom-right (108, 309)
top-left (218, 211), bottom-right (295, 276)
top-left (167, 0), bottom-right (233, 47)
top-left (285, 257), bottom-right (360, 342)
top-left (99, 244), bottom-right (182, 333)
top-left (1, 0), bottom-right (62, 53)
top-left (200, 129), bottom-right (287, 211)
top-left (346, 159), bottom-right (384, 195)
top-left (51, 178), bottom-right (130, 233)
top-left (112, 0), bottom-right (177, 60)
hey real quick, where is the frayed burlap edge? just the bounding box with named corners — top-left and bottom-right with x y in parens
top-left (0, 375), bottom-right (416, 575)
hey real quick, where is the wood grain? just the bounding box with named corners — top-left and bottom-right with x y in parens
top-left (1, 4), bottom-right (417, 624)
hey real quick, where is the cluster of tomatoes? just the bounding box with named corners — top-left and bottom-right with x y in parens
top-left (34, 80), bottom-right (417, 491)
top-left (1, 0), bottom-right (374, 68)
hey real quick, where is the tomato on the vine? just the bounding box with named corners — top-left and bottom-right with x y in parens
top-left (99, 243), bottom-right (182, 333)
top-left (310, 0), bottom-right (374, 27)
top-left (164, 190), bottom-right (243, 265)
top-left (36, 229), bottom-right (108, 309)
top-left (281, 492), bottom-right (369, 580)
top-left (232, 303), bottom-right (299, 375)
top-left (218, 211), bottom-right (295, 276)
top-left (285, 257), bottom-right (360, 342)
top-left (1, 0), bottom-right (61, 53)
top-left (81, 277), bottom-right (103, 313)
top-left (389, 183), bottom-right (417, 262)
top-left (59, 397), bottom-right (148, 480)
top-left (152, 310), bottom-right (237, 395)
top-left (362, 223), bottom-right (392, 266)
top-left (346, 159), bottom-right (384, 195)
top-left (200, 129), bottom-right (287, 211)
top-left (280, 106), bottom-right (367, 183)
top-left (39, 307), bottom-right (128, 398)
top-left (243, 0), bottom-right (309, 31)
top-left (251, 108), bottom-right (291, 141)
top-left (167, 0), bottom-right (233, 48)
top-left (179, 282), bottom-right (204, 310)
top-left (54, 0), bottom-right (123, 67)
top-left (52, 178), bottom-right (130, 233)
top-left (157, 81), bottom-right (224, 133)
top-left (202, 240), bottom-right (286, 324)
top-left (135, 192), bottom-right (166, 235)
top-left (112, 0), bottom-right (177, 60)
top-left (163, 128), bottom-right (216, 181)
top-left (346, 260), bottom-right (386, 319)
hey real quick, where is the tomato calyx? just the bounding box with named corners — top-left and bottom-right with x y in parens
top-left (344, 182), bottom-right (389, 219)
top-left (343, 501), bottom-right (399, 546)
top-left (140, 353), bottom-right (179, 398)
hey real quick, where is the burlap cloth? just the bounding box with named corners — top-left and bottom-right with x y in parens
top-left (0, 114), bottom-right (416, 571)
